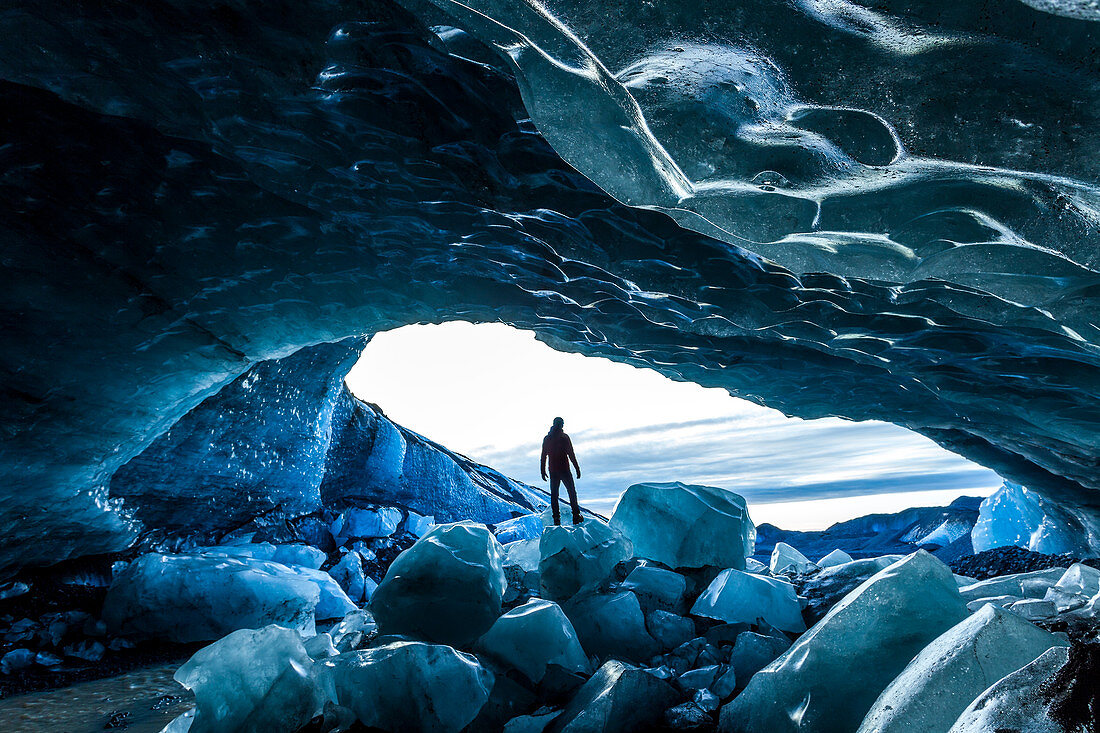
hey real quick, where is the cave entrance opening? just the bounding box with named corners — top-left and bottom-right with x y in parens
top-left (344, 321), bottom-right (1003, 530)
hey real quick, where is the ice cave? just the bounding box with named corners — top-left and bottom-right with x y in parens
top-left (0, 0), bottom-right (1098, 730)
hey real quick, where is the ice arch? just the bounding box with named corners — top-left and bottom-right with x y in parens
top-left (0, 0), bottom-right (1097, 572)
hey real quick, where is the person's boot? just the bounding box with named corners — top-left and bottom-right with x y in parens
top-left (572, 511), bottom-right (584, 525)
top-left (552, 510), bottom-right (561, 526)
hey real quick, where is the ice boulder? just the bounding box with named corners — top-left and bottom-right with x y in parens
top-left (817, 549), bottom-right (853, 568)
top-left (957, 567), bottom-right (1067, 604)
top-left (620, 565), bottom-right (688, 613)
top-left (495, 514), bottom-right (544, 544)
top-left (563, 591), bottom-right (660, 662)
top-left (175, 625), bottom-right (324, 733)
top-left (769, 542), bottom-right (815, 575)
top-left (719, 552), bottom-right (969, 733)
top-left (800, 555), bottom-right (904, 623)
top-left (857, 604), bottom-right (1067, 733)
top-left (947, 646), bottom-right (1070, 733)
top-left (369, 521), bottom-right (506, 646)
top-left (271, 544), bottom-right (327, 570)
top-left (316, 641), bottom-right (494, 732)
top-left (645, 609), bottom-right (695, 650)
top-left (539, 519), bottom-right (632, 602)
top-left (545, 660), bottom-right (678, 733)
top-left (476, 599), bottom-right (589, 683)
top-left (1006, 598), bottom-right (1057, 621)
top-left (691, 569), bottom-right (806, 633)
top-left (609, 482), bottom-right (754, 570)
top-left (103, 553), bottom-right (324, 642)
top-left (330, 506), bottom-right (403, 545)
top-left (971, 482), bottom-right (1091, 556)
top-left (329, 551), bottom-right (368, 603)
top-left (729, 631), bottom-right (790, 683)
top-left (1043, 562), bottom-right (1100, 611)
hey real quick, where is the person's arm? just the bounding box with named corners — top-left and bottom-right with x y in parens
top-left (540, 437), bottom-right (549, 481)
top-left (567, 436), bottom-right (581, 478)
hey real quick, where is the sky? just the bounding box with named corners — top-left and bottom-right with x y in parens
top-left (345, 322), bottom-right (1002, 530)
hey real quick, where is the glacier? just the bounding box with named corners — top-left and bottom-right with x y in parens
top-left (0, 0), bottom-right (1097, 573)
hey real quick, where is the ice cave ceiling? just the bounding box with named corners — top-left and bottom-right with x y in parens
top-left (0, 0), bottom-right (1097, 572)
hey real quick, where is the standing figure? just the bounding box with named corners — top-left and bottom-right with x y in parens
top-left (540, 417), bottom-right (583, 526)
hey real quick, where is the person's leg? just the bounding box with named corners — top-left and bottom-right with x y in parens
top-left (562, 472), bottom-right (582, 524)
top-left (549, 472), bottom-right (562, 525)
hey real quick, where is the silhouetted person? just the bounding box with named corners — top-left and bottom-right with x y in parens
top-left (541, 417), bottom-right (582, 526)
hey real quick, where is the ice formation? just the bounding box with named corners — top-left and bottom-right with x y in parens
top-left (475, 598), bottom-right (589, 682)
top-left (174, 625), bottom-right (324, 733)
top-left (857, 604), bottom-right (1067, 733)
top-left (619, 565), bottom-right (688, 613)
top-left (769, 542), bottom-right (815, 575)
top-left (720, 552), bottom-right (968, 733)
top-left (971, 482), bottom-right (1093, 556)
top-left (957, 567), bottom-right (1067, 604)
top-left (546, 660), bottom-right (679, 733)
top-left (330, 506), bottom-right (403, 545)
top-left (729, 631), bottom-right (791, 682)
top-left (328, 551), bottom-right (370, 603)
top-left (102, 553), bottom-right (342, 642)
top-left (315, 641), bottom-right (494, 732)
top-left (1043, 563), bottom-right (1100, 611)
top-left (563, 591), bottom-right (660, 662)
top-left (691, 569), bottom-right (806, 633)
top-left (369, 521), bottom-right (506, 646)
top-left (609, 483), bottom-right (755, 570)
top-left (816, 549), bottom-right (853, 568)
top-left (947, 646), bottom-right (1070, 733)
top-left (539, 519), bottom-right (632, 602)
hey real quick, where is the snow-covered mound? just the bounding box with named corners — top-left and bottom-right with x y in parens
top-left (1, 0), bottom-right (1099, 571)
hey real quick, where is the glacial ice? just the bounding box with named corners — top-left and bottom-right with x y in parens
top-left (271, 544), bottom-right (327, 570)
top-left (769, 542), bottom-right (815, 575)
top-left (539, 519), bottom-right (632, 602)
top-left (1043, 562), bottom-right (1100, 611)
top-left (546, 660), bottom-right (678, 733)
top-left (957, 567), bottom-right (1067, 604)
top-left (330, 506), bottom-right (403, 545)
top-left (174, 625), bottom-right (324, 733)
top-left (645, 609), bottom-right (695, 650)
top-left (619, 565), bottom-right (688, 613)
top-left (316, 641), bottom-right (494, 732)
top-left (971, 482), bottom-right (1093, 556)
top-left (103, 553), bottom-right (326, 642)
top-left (947, 646), bottom-right (1070, 733)
top-left (817, 549), bottom-right (853, 568)
top-left (476, 598), bottom-right (589, 682)
top-left (857, 604), bottom-right (1066, 733)
top-left (729, 631), bottom-right (791, 683)
top-left (495, 514), bottom-right (545, 544)
top-left (369, 522), bottom-right (505, 646)
top-left (719, 552), bottom-right (968, 733)
top-left (328, 551), bottom-right (369, 603)
top-left (691, 569), bottom-right (806, 633)
top-left (563, 591), bottom-right (660, 662)
top-left (609, 482), bottom-right (754, 570)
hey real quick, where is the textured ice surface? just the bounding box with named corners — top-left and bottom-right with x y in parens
top-left (494, 514), bottom-right (545, 544)
top-left (972, 482), bottom-right (1093, 556)
top-left (316, 641), bottom-right (494, 732)
top-left (692, 569), bottom-right (806, 633)
top-left (957, 567), bottom-right (1067, 604)
top-left (2, 0), bottom-right (1100, 573)
top-left (729, 631), bottom-right (790, 683)
top-left (369, 521), bottom-right (506, 646)
top-left (564, 591), bottom-right (659, 662)
top-left (545, 660), bottom-right (678, 733)
top-left (175, 625), bottom-right (323, 733)
top-left (610, 483), bottom-right (754, 570)
top-left (329, 551), bottom-right (368, 603)
top-left (539, 519), bottom-right (632, 602)
top-left (330, 507), bottom-right (403, 544)
top-left (476, 599), bottom-right (589, 682)
top-left (1043, 562), bottom-right (1100, 611)
top-left (720, 552), bottom-right (968, 733)
top-left (619, 565), bottom-right (688, 613)
top-left (645, 609), bottom-right (695, 650)
top-left (271, 545), bottom-right (327, 570)
top-left (103, 553), bottom-right (326, 642)
top-left (769, 542), bottom-right (815, 575)
top-left (817, 549), bottom-right (853, 568)
top-left (947, 646), bottom-right (1070, 733)
top-left (857, 604), bottom-right (1066, 733)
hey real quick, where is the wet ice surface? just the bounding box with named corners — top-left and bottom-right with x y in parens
top-left (0, 663), bottom-right (191, 733)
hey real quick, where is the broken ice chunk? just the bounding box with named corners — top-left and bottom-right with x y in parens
top-left (369, 521), bottom-right (506, 646)
top-left (1042, 563), bottom-right (1100, 612)
top-left (330, 506), bottom-right (403, 545)
top-left (271, 544), bottom-right (327, 570)
top-left (175, 624), bottom-right (324, 733)
top-left (405, 512), bottom-right (435, 538)
top-left (564, 591), bottom-right (660, 662)
top-left (729, 631), bottom-right (790, 683)
top-left (609, 482), bottom-right (754, 570)
top-left (548, 660), bottom-right (678, 733)
top-left (971, 482), bottom-right (1091, 556)
top-left (947, 646), bottom-right (1070, 733)
top-left (476, 599), bottom-right (589, 683)
top-left (691, 569), bottom-right (806, 633)
top-left (620, 565), bottom-right (688, 613)
top-left (103, 553), bottom-right (321, 642)
top-left (1006, 598), bottom-right (1056, 621)
top-left (494, 514), bottom-right (544, 544)
top-left (817, 549), bottom-right (853, 568)
top-left (719, 552), bottom-right (968, 733)
top-left (328, 551), bottom-right (367, 603)
top-left (957, 567), bottom-right (1066, 604)
top-left (315, 641), bottom-right (493, 732)
top-left (769, 542), bottom-right (815, 575)
top-left (857, 604), bottom-right (1067, 733)
top-left (539, 518), bottom-right (632, 602)
top-left (645, 609), bottom-right (695, 650)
